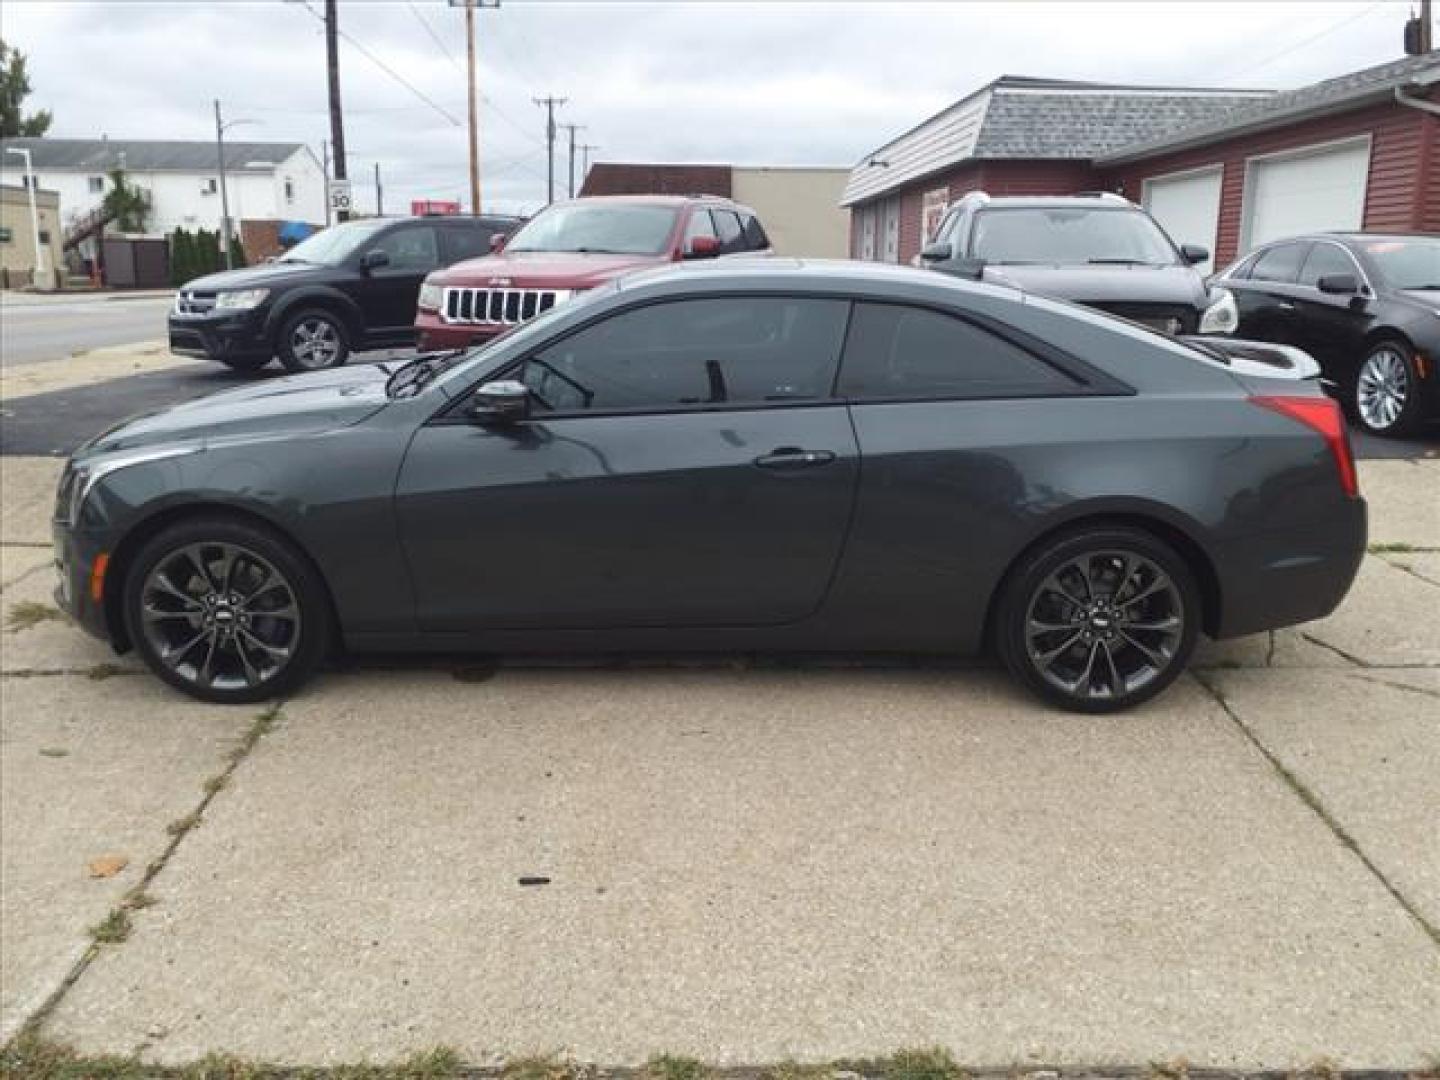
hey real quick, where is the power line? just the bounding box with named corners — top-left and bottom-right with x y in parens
top-left (406, 0), bottom-right (466, 78)
top-left (294, 0), bottom-right (462, 127)
top-left (1217, 1), bottom-right (1386, 82)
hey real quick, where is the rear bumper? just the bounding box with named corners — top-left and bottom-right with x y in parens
top-left (1211, 497), bottom-right (1367, 639)
top-left (414, 311), bottom-right (504, 352)
top-left (167, 312), bottom-right (270, 363)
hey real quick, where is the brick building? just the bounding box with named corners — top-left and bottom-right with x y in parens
top-left (843, 53), bottom-right (1440, 272)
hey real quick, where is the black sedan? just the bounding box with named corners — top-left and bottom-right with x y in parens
top-left (1213, 233), bottom-right (1440, 437)
top-left (55, 261), bottom-right (1365, 713)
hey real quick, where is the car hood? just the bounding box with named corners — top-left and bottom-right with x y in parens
top-left (79, 364), bottom-right (391, 457)
top-left (430, 250), bottom-right (665, 289)
top-left (981, 263), bottom-right (1210, 309)
top-left (180, 260), bottom-right (337, 292)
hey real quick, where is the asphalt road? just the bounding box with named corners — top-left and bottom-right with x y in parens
top-left (0, 293), bottom-right (175, 369)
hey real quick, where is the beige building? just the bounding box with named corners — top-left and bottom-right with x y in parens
top-left (1, 183), bottom-right (62, 290)
top-left (580, 162), bottom-right (851, 258)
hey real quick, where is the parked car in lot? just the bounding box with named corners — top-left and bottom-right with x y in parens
top-left (1211, 233), bottom-right (1440, 437)
top-left (920, 191), bottom-right (1237, 336)
top-left (57, 261), bottom-right (1364, 713)
top-left (168, 214), bottom-right (519, 374)
top-left (413, 194), bottom-right (773, 351)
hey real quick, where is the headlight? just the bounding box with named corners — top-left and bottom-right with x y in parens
top-left (418, 282), bottom-right (443, 313)
top-left (214, 288), bottom-right (270, 310)
top-left (1199, 288), bottom-right (1238, 335)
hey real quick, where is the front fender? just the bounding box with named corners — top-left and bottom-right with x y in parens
top-left (263, 286), bottom-right (365, 341)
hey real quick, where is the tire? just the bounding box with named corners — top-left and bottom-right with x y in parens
top-left (122, 515), bottom-right (331, 704)
top-left (995, 526), bottom-right (1200, 714)
top-left (1353, 339), bottom-right (1424, 438)
top-left (219, 354), bottom-right (272, 373)
top-left (277, 308), bottom-right (350, 373)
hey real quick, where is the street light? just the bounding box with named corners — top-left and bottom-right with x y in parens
top-left (5, 147), bottom-right (50, 290)
top-left (214, 100), bottom-right (259, 270)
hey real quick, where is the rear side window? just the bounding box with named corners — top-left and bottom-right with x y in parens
top-left (838, 303), bottom-right (1079, 400)
top-left (741, 214), bottom-right (770, 250)
top-left (1249, 242), bottom-right (1310, 283)
top-left (518, 297), bottom-right (849, 413)
top-left (713, 210), bottom-right (745, 253)
top-left (439, 224), bottom-right (501, 263)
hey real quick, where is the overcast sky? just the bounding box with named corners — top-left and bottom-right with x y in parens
top-left (2, 0), bottom-right (1418, 216)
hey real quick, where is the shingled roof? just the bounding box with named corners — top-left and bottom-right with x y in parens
top-left (842, 76), bottom-right (1269, 206)
top-left (0, 138), bottom-right (307, 173)
top-left (1100, 51), bottom-right (1440, 163)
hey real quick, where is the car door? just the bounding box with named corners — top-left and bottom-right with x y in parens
top-left (353, 223), bottom-right (440, 340)
top-left (393, 294), bottom-right (860, 632)
top-left (1227, 240), bottom-right (1310, 344)
top-left (1290, 241), bottom-right (1375, 377)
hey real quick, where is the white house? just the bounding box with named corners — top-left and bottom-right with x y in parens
top-left (0, 137), bottom-right (327, 242)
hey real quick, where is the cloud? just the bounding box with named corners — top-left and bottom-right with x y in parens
top-left (2, 0), bottom-right (1411, 216)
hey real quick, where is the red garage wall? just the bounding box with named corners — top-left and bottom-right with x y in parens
top-left (1098, 101), bottom-right (1435, 266)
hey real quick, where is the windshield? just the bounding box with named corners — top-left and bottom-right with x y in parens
top-left (279, 219), bottom-right (390, 266)
top-left (971, 208), bottom-right (1179, 266)
top-left (1358, 238), bottom-right (1440, 290)
top-left (506, 204), bottom-right (679, 255)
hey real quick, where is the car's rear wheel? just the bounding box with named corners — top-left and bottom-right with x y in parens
top-left (996, 527), bottom-right (1199, 713)
top-left (1353, 339), bottom-right (1423, 437)
top-left (220, 354), bottom-right (271, 373)
top-left (123, 516), bottom-right (330, 704)
top-left (278, 308), bottom-right (349, 373)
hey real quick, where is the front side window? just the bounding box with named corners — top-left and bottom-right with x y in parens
top-left (1297, 243), bottom-right (1360, 287)
top-left (1249, 242), bottom-right (1309, 284)
top-left (517, 297), bottom-right (849, 413)
top-left (838, 303), bottom-right (1078, 399)
top-left (969, 207), bottom-right (1179, 266)
top-left (373, 225), bottom-right (439, 271)
top-left (683, 209), bottom-right (717, 247)
top-left (278, 218), bottom-right (391, 266)
top-left (505, 203), bottom-right (679, 256)
top-left (440, 224), bottom-right (501, 262)
top-left (1358, 237), bottom-right (1440, 290)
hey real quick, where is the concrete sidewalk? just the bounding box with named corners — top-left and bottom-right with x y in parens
top-left (1, 455), bottom-right (1437, 1068)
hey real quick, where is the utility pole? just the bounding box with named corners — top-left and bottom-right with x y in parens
top-left (577, 142), bottom-right (600, 191)
top-left (325, 0), bottom-right (349, 221)
top-left (321, 141), bottom-right (331, 227)
top-left (374, 161), bottom-right (383, 216)
top-left (561, 123), bottom-right (585, 198)
top-left (215, 100), bottom-right (235, 270)
top-left (533, 95), bottom-right (567, 205)
top-left (466, 0), bottom-right (481, 215)
top-left (1424, 0), bottom-right (1434, 52)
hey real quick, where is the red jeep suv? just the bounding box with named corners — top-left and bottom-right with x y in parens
top-left (414, 194), bottom-right (772, 350)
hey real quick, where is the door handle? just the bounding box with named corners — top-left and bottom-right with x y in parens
top-left (1276, 301), bottom-right (1296, 311)
top-left (752, 447), bottom-right (837, 470)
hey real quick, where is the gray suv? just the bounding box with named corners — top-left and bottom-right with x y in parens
top-left (919, 191), bottom-right (1237, 337)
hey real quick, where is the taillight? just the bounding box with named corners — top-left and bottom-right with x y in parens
top-left (1252, 395), bottom-right (1359, 498)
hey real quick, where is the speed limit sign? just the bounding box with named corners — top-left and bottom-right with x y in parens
top-left (328, 180), bottom-right (353, 213)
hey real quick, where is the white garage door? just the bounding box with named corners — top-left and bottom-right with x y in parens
top-left (1144, 167), bottom-right (1222, 273)
top-left (1243, 138), bottom-right (1370, 251)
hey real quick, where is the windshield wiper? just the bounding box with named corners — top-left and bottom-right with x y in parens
top-left (1087, 258), bottom-right (1161, 266)
top-left (385, 350), bottom-right (467, 398)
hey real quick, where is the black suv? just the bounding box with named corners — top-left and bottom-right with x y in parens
top-left (920, 192), bottom-right (1236, 336)
top-left (169, 215), bottom-right (519, 374)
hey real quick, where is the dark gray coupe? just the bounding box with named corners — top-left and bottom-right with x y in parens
top-left (53, 260), bottom-right (1365, 712)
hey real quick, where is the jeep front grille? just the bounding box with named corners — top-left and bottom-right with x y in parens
top-left (442, 287), bottom-right (566, 326)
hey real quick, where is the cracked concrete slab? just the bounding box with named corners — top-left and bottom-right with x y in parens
top-left (0, 561), bottom-right (135, 675)
top-left (1299, 555), bottom-right (1440, 668)
top-left (1378, 550), bottom-right (1440, 588)
top-left (0, 675), bottom-right (248, 1044)
top-left (43, 669), bottom-right (1440, 1068)
top-left (1, 544), bottom-right (52, 592)
top-left (1191, 628), bottom-right (1349, 670)
top-left (1207, 667), bottom-right (1440, 930)
top-left (1357, 460), bottom-right (1440, 549)
top-left (1, 457), bottom-right (63, 545)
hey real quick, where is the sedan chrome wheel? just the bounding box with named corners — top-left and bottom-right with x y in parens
top-left (139, 542), bottom-right (301, 692)
top-left (1024, 550), bottom-right (1184, 703)
top-left (1356, 346), bottom-right (1410, 432)
top-left (289, 316), bottom-right (342, 370)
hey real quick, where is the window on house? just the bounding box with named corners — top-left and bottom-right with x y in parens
top-left (201, 178), bottom-right (218, 195)
top-left (284, 178), bottom-right (295, 203)
top-left (87, 176), bottom-right (105, 194)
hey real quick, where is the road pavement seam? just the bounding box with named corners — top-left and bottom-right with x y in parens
top-left (7, 701), bottom-right (286, 1047)
top-left (1331, 669), bottom-right (1440, 700)
top-left (1190, 671), bottom-right (1440, 951)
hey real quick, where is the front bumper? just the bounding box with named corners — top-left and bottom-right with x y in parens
top-left (52, 518), bottom-right (117, 646)
top-left (413, 310), bottom-right (505, 352)
top-left (167, 310), bottom-right (270, 363)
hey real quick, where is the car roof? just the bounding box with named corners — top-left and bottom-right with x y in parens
top-left (969, 196), bottom-right (1142, 211)
top-left (546, 193), bottom-right (758, 213)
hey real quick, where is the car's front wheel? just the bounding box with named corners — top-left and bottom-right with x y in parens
top-left (123, 516), bottom-right (330, 704)
top-left (996, 527), bottom-right (1199, 713)
top-left (278, 308), bottom-right (350, 373)
top-left (1354, 339), bottom-right (1423, 437)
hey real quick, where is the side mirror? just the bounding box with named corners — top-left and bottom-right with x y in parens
top-left (468, 379), bottom-right (530, 424)
top-left (1180, 243), bottom-right (1210, 266)
top-left (685, 235), bottom-right (721, 259)
top-left (1317, 273), bottom-right (1360, 296)
top-left (360, 249), bottom-right (390, 273)
top-left (936, 256), bottom-right (987, 282)
top-left (919, 241), bottom-right (953, 264)
top-left (489, 232), bottom-right (508, 254)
